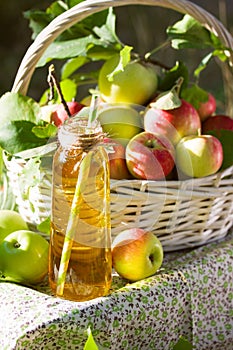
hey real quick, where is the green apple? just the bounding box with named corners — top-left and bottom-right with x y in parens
top-left (98, 104), bottom-right (143, 146)
top-left (112, 228), bottom-right (163, 282)
top-left (0, 230), bottom-right (49, 285)
top-left (176, 134), bottom-right (223, 178)
top-left (98, 55), bottom-right (158, 105)
top-left (0, 209), bottom-right (28, 243)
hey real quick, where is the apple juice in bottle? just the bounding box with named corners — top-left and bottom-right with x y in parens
top-left (49, 116), bottom-right (112, 301)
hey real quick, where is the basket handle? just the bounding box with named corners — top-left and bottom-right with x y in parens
top-left (12, 0), bottom-right (233, 96)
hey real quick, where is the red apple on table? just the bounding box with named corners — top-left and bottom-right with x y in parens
top-left (112, 228), bottom-right (163, 282)
top-left (103, 137), bottom-right (132, 179)
top-left (176, 134), bottom-right (223, 178)
top-left (144, 99), bottom-right (201, 145)
top-left (202, 114), bottom-right (233, 169)
top-left (125, 131), bottom-right (175, 180)
top-left (196, 92), bottom-right (216, 121)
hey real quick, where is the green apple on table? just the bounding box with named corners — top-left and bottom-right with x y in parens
top-left (112, 228), bottom-right (163, 282)
top-left (176, 134), bottom-right (223, 178)
top-left (0, 229), bottom-right (49, 285)
top-left (0, 209), bottom-right (28, 243)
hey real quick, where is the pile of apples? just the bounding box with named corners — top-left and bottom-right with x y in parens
top-left (95, 54), bottom-right (233, 181)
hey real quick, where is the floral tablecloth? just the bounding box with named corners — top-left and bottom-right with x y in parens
top-left (1, 229), bottom-right (233, 350)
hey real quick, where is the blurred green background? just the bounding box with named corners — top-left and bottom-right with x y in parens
top-left (1, 0), bottom-right (233, 106)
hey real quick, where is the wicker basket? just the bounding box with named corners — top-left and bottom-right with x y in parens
top-left (7, 0), bottom-right (233, 251)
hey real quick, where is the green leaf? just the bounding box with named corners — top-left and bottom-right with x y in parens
top-left (158, 61), bottom-right (189, 92)
top-left (150, 89), bottom-right (182, 110)
top-left (0, 121), bottom-right (47, 154)
top-left (207, 129), bottom-right (233, 169)
top-left (93, 7), bottom-right (120, 44)
top-left (167, 14), bottom-right (223, 50)
top-left (32, 123), bottom-right (57, 139)
top-left (87, 45), bottom-right (121, 60)
top-left (37, 216), bottom-right (51, 235)
top-left (107, 45), bottom-right (133, 82)
top-left (60, 79), bottom-right (77, 101)
top-left (0, 92), bottom-right (42, 125)
top-left (37, 35), bottom-right (100, 67)
top-left (172, 336), bottom-right (193, 350)
top-left (181, 84), bottom-right (208, 109)
top-left (194, 50), bottom-right (228, 78)
top-left (61, 57), bottom-right (89, 80)
top-left (84, 327), bottom-right (99, 350)
top-left (23, 10), bottom-right (53, 39)
top-left (72, 70), bottom-right (99, 86)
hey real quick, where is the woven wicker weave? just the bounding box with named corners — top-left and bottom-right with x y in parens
top-left (7, 0), bottom-right (233, 251)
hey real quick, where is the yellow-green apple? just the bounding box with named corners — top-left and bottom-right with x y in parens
top-left (144, 99), bottom-right (201, 145)
top-left (98, 55), bottom-right (158, 105)
top-left (0, 230), bottom-right (49, 285)
top-left (103, 137), bottom-right (132, 179)
top-left (125, 131), bottom-right (175, 180)
top-left (0, 210), bottom-right (28, 243)
top-left (196, 92), bottom-right (216, 121)
top-left (112, 228), bottom-right (163, 282)
top-left (176, 134), bottom-right (223, 178)
top-left (98, 104), bottom-right (143, 147)
top-left (202, 114), bottom-right (233, 169)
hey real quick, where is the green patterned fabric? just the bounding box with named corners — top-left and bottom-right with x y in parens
top-left (0, 230), bottom-right (233, 350)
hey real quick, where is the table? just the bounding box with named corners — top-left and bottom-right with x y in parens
top-left (1, 229), bottom-right (233, 350)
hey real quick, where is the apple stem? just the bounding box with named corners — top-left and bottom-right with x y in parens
top-left (14, 242), bottom-right (21, 249)
top-left (47, 64), bottom-right (72, 118)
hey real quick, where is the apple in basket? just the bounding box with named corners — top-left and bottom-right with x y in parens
top-left (125, 131), bottom-right (175, 180)
top-left (196, 92), bottom-right (216, 121)
top-left (0, 230), bottom-right (49, 285)
top-left (176, 134), bottom-right (223, 178)
top-left (112, 228), bottom-right (163, 282)
top-left (0, 209), bottom-right (28, 243)
top-left (103, 137), bottom-right (132, 179)
top-left (41, 101), bottom-right (84, 126)
top-left (98, 104), bottom-right (143, 147)
top-left (98, 53), bottom-right (158, 105)
top-left (202, 114), bottom-right (233, 169)
top-left (144, 99), bottom-right (201, 145)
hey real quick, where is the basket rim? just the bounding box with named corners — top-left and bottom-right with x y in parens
top-left (11, 0), bottom-right (233, 96)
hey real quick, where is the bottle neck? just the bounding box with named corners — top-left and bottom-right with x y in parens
top-left (58, 116), bottom-right (104, 151)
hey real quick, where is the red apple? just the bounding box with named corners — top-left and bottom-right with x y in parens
top-left (112, 228), bottom-right (163, 282)
top-left (196, 92), bottom-right (216, 121)
top-left (202, 114), bottom-right (233, 169)
top-left (125, 131), bottom-right (175, 180)
top-left (103, 137), bottom-right (132, 179)
top-left (144, 99), bottom-right (201, 145)
top-left (202, 114), bottom-right (233, 135)
top-left (176, 134), bottom-right (223, 177)
top-left (51, 101), bottom-right (84, 126)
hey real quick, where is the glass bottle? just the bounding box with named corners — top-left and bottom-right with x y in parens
top-left (49, 115), bottom-right (112, 301)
